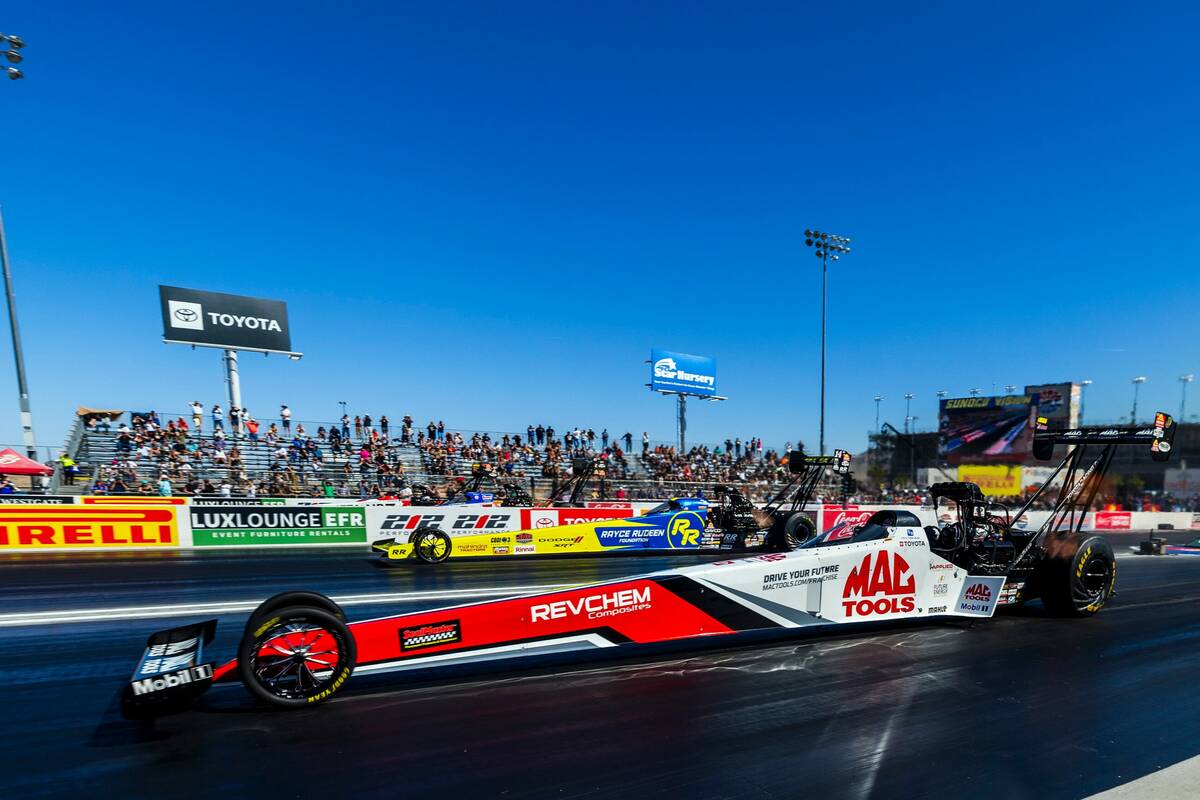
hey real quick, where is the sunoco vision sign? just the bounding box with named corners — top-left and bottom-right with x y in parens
top-left (159, 285), bottom-right (294, 353)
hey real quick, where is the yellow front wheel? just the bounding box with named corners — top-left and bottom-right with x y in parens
top-left (412, 528), bottom-right (452, 564)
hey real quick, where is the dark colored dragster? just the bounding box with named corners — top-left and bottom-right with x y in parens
top-left (120, 414), bottom-right (1175, 717)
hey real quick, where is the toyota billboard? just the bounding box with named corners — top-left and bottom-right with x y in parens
top-left (649, 349), bottom-right (717, 397)
top-left (159, 286), bottom-right (293, 354)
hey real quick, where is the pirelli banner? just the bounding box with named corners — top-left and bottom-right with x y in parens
top-left (0, 505), bottom-right (180, 551)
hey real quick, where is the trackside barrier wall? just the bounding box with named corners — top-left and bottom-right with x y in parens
top-left (0, 497), bottom-right (1194, 552)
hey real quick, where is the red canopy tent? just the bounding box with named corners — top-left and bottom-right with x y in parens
top-left (0, 448), bottom-right (53, 475)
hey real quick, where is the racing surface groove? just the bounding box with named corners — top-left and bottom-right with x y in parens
top-left (1, 541), bottom-right (1197, 799)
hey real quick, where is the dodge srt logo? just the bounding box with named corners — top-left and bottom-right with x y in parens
top-left (841, 551), bottom-right (916, 617)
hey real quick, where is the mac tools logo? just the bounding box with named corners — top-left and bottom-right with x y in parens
top-left (168, 300), bottom-right (205, 331)
top-left (653, 357), bottom-right (715, 388)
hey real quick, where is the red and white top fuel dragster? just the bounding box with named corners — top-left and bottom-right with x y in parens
top-left (120, 415), bottom-right (1175, 715)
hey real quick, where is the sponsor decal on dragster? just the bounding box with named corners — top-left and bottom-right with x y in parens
top-left (400, 620), bottom-right (462, 651)
top-left (954, 576), bottom-right (1006, 616)
top-left (594, 511), bottom-right (705, 549)
top-left (841, 551), bottom-right (917, 618)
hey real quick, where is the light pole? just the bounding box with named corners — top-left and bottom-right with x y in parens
top-left (1004, 384), bottom-right (1016, 395)
top-left (0, 208), bottom-right (36, 458)
top-left (1180, 375), bottom-right (1194, 421)
top-left (968, 387), bottom-right (981, 397)
top-left (1130, 376), bottom-right (1147, 424)
top-left (338, 400), bottom-right (348, 419)
top-left (1080, 379), bottom-right (1092, 425)
top-left (903, 393), bottom-right (914, 434)
top-left (1, 33), bottom-right (24, 80)
top-left (805, 229), bottom-right (851, 455)
top-left (873, 395), bottom-right (884, 433)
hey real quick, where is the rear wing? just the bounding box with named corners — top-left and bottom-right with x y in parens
top-left (787, 449), bottom-right (852, 475)
top-left (1032, 411), bottom-right (1176, 462)
top-left (121, 619), bottom-right (217, 718)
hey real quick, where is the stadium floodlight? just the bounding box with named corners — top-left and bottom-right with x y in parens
top-left (968, 387), bottom-right (981, 397)
top-left (1004, 384), bottom-right (1016, 395)
top-left (1130, 376), bottom-right (1147, 424)
top-left (3, 50), bottom-right (20, 64)
top-left (873, 395), bottom-right (884, 432)
top-left (1180, 374), bottom-right (1195, 421)
top-left (0, 34), bottom-right (24, 49)
top-left (5, 67), bottom-right (20, 80)
top-left (805, 228), bottom-right (852, 455)
top-left (903, 393), bottom-right (915, 434)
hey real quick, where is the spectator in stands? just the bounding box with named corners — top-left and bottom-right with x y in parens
top-left (602, 429), bottom-right (609, 449)
top-left (157, 475), bottom-right (172, 496)
top-left (59, 454), bottom-right (78, 485)
top-left (246, 417), bottom-right (260, 444)
top-left (190, 401), bottom-right (204, 432)
top-left (0, 477), bottom-right (14, 494)
top-left (437, 421), bottom-right (445, 440)
top-left (230, 405), bottom-right (242, 436)
top-left (280, 404), bottom-right (292, 433)
top-left (355, 416), bottom-right (364, 439)
top-left (363, 414), bottom-right (373, 437)
top-left (735, 438), bottom-right (742, 457)
top-left (642, 432), bottom-right (650, 456)
top-left (536, 424), bottom-right (545, 446)
top-left (380, 415), bottom-right (389, 439)
top-left (212, 404), bottom-right (224, 431)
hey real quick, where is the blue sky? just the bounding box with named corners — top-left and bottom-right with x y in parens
top-left (1, 1), bottom-right (1198, 456)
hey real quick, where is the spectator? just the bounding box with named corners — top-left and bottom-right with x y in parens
top-left (602, 428), bottom-right (609, 449)
top-left (624, 432), bottom-right (633, 451)
top-left (380, 415), bottom-right (390, 439)
top-left (59, 454), bottom-right (78, 485)
top-left (280, 404), bottom-right (292, 433)
top-left (642, 431), bottom-right (650, 456)
top-left (245, 418), bottom-right (260, 444)
top-left (230, 405), bottom-right (242, 436)
top-left (341, 414), bottom-right (351, 439)
top-left (437, 420), bottom-right (445, 441)
top-left (363, 414), bottom-right (373, 436)
top-left (212, 404), bottom-right (224, 431)
top-left (355, 416), bottom-right (364, 439)
top-left (190, 401), bottom-right (204, 432)
top-left (157, 475), bottom-right (172, 496)
top-left (536, 424), bottom-right (545, 446)
top-left (0, 477), bottom-right (14, 494)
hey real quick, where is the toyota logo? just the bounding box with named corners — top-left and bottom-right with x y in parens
top-left (174, 308), bottom-right (198, 322)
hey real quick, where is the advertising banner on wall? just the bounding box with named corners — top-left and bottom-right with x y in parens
top-left (955, 465), bottom-right (1024, 496)
top-left (190, 506), bottom-right (367, 546)
top-left (0, 506), bottom-right (179, 549)
top-left (649, 349), bottom-right (717, 396)
top-left (159, 285), bottom-right (294, 353)
top-left (938, 394), bottom-right (1040, 464)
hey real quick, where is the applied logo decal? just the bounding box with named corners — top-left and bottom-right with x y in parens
top-left (168, 300), bottom-right (205, 330)
top-left (400, 619), bottom-right (461, 651)
top-left (841, 551), bottom-right (916, 617)
top-left (666, 512), bottom-right (704, 548)
top-left (530, 586), bottom-right (652, 622)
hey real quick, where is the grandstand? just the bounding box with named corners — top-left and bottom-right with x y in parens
top-left (54, 408), bottom-right (797, 503)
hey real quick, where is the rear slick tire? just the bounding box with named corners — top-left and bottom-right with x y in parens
top-left (243, 591), bottom-right (345, 642)
top-left (239, 605), bottom-right (355, 709)
top-left (1039, 535), bottom-right (1116, 617)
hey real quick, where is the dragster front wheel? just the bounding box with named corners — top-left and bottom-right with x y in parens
top-left (1038, 535), bottom-right (1116, 617)
top-left (238, 605), bottom-right (356, 709)
top-left (412, 528), bottom-right (452, 563)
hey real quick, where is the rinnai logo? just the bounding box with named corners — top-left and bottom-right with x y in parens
top-left (841, 551), bottom-right (916, 617)
top-left (653, 357), bottom-right (715, 387)
top-left (168, 300), bottom-right (205, 330)
top-left (530, 586), bottom-right (651, 622)
top-left (964, 583), bottom-right (992, 602)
